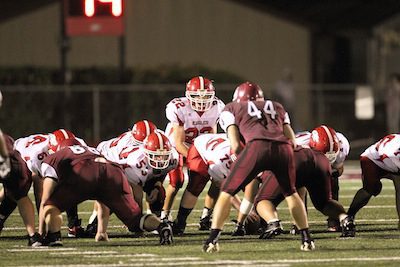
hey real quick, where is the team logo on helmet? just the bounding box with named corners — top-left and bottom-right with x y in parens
top-left (309, 125), bottom-right (340, 164)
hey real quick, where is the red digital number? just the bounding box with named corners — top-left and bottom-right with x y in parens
top-left (85, 0), bottom-right (122, 17)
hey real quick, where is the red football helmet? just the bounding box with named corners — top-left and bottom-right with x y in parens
top-left (131, 120), bottom-right (157, 145)
top-left (185, 76), bottom-right (215, 111)
top-left (232, 82), bottom-right (264, 103)
top-left (143, 132), bottom-right (172, 169)
top-left (309, 125), bottom-right (340, 164)
top-left (48, 129), bottom-right (76, 153)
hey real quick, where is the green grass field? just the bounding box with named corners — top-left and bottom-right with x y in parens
top-left (0, 173), bottom-right (399, 267)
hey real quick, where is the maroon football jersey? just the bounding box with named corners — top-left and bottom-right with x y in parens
top-left (2, 134), bottom-right (32, 200)
top-left (294, 147), bottom-right (332, 188)
top-left (220, 100), bottom-right (290, 143)
top-left (41, 145), bottom-right (102, 181)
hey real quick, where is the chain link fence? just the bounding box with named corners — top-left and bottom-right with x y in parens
top-left (1, 83), bottom-right (387, 159)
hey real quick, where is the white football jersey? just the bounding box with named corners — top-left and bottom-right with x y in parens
top-left (14, 134), bottom-right (50, 175)
top-left (123, 147), bottom-right (179, 186)
top-left (194, 133), bottom-right (232, 182)
top-left (295, 131), bottom-right (350, 168)
top-left (97, 132), bottom-right (138, 164)
top-left (165, 97), bottom-right (225, 148)
top-left (362, 134), bottom-right (400, 173)
top-left (14, 133), bottom-right (87, 175)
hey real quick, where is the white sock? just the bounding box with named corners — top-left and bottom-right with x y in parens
top-left (201, 208), bottom-right (212, 219)
top-left (161, 210), bottom-right (170, 220)
top-left (88, 210), bottom-right (98, 224)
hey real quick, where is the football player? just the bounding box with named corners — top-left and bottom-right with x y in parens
top-left (85, 120), bottom-right (157, 232)
top-left (163, 76), bottom-right (225, 224)
top-left (255, 146), bottom-right (355, 240)
top-left (87, 130), bottom-right (179, 236)
top-left (38, 138), bottom-right (173, 246)
top-left (295, 125), bottom-right (350, 231)
top-left (172, 133), bottom-right (259, 235)
top-left (203, 81), bottom-right (314, 253)
top-left (347, 134), bottom-right (400, 230)
top-left (14, 129), bottom-right (87, 237)
top-left (0, 133), bottom-right (41, 246)
top-left (0, 90), bottom-right (12, 214)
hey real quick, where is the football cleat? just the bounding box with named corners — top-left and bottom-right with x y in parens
top-left (85, 221), bottom-right (98, 238)
top-left (327, 218), bottom-right (341, 232)
top-left (198, 215), bottom-right (212, 231)
top-left (340, 216), bottom-right (356, 237)
top-left (259, 220), bottom-right (283, 239)
top-left (158, 220), bottom-right (173, 245)
top-left (68, 225), bottom-right (85, 238)
top-left (46, 231), bottom-right (63, 247)
top-left (231, 222), bottom-right (246, 236)
top-left (27, 232), bottom-right (43, 247)
top-left (68, 219), bottom-right (86, 238)
top-left (300, 240), bottom-right (315, 251)
top-left (202, 241), bottom-right (220, 253)
top-left (172, 220), bottom-right (186, 236)
top-left (289, 224), bottom-right (299, 235)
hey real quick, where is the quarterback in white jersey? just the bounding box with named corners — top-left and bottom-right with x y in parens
top-left (162, 76), bottom-right (225, 221)
top-left (348, 134), bottom-right (400, 229)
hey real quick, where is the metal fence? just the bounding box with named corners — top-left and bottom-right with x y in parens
top-left (1, 83), bottom-right (388, 159)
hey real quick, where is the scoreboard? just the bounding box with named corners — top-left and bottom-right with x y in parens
top-left (64, 0), bottom-right (124, 36)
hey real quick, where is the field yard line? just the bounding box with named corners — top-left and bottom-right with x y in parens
top-left (16, 256), bottom-right (400, 267)
top-left (50, 251), bottom-right (119, 255)
top-left (336, 194), bottom-right (393, 198)
top-left (85, 254), bottom-right (156, 258)
top-left (8, 248), bottom-right (76, 252)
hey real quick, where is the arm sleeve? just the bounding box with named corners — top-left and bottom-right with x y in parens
top-left (40, 163), bottom-right (59, 181)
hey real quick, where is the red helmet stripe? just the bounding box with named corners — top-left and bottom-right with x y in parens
top-left (321, 125), bottom-right (334, 152)
top-left (143, 120), bottom-right (151, 136)
top-left (59, 129), bottom-right (69, 139)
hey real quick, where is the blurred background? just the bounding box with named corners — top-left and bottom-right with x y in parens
top-left (1, 0), bottom-right (400, 159)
